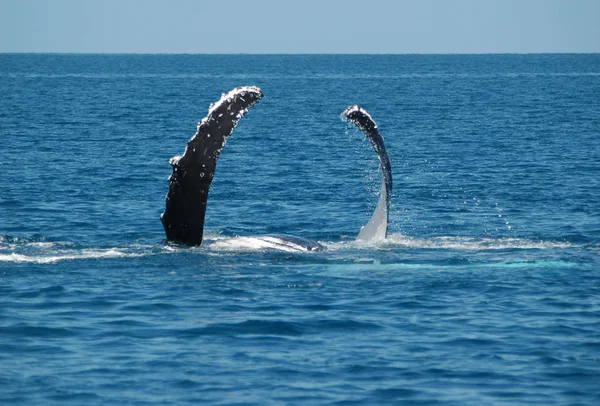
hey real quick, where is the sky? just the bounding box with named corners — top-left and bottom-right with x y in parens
top-left (1, 0), bottom-right (598, 54)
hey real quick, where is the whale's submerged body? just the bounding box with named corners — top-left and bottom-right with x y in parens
top-left (161, 86), bottom-right (392, 251)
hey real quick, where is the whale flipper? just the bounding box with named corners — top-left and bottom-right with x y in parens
top-left (161, 86), bottom-right (263, 245)
top-left (342, 105), bottom-right (393, 241)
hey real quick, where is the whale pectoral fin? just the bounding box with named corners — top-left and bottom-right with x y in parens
top-left (161, 86), bottom-right (263, 245)
top-left (342, 105), bottom-right (393, 242)
top-left (181, 86), bottom-right (263, 168)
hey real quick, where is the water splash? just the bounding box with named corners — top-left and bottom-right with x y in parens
top-left (0, 235), bottom-right (157, 264)
top-left (324, 234), bottom-right (571, 251)
top-left (0, 249), bottom-right (143, 264)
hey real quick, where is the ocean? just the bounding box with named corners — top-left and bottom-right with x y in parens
top-left (1, 54), bottom-right (599, 405)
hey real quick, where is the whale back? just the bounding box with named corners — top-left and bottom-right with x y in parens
top-left (161, 86), bottom-right (263, 245)
top-left (342, 105), bottom-right (393, 241)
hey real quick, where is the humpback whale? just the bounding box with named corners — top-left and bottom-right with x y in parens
top-left (161, 86), bottom-right (392, 250)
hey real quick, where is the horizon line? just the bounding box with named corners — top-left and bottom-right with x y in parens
top-left (1, 51), bottom-right (599, 56)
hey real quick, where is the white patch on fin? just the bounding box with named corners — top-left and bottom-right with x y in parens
top-left (357, 180), bottom-right (388, 241)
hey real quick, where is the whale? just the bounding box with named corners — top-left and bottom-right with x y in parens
top-left (161, 86), bottom-right (392, 250)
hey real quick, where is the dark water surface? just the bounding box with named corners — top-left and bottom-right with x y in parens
top-left (1, 54), bottom-right (599, 405)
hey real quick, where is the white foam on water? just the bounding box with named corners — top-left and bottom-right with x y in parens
top-left (324, 234), bottom-right (571, 251)
top-left (0, 248), bottom-right (145, 264)
top-left (386, 234), bottom-right (572, 250)
top-left (0, 232), bottom-right (575, 264)
top-left (0, 237), bottom-right (167, 264)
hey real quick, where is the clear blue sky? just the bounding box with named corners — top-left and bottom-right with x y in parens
top-left (1, 0), bottom-right (598, 53)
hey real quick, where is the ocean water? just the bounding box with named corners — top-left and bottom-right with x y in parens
top-left (1, 54), bottom-right (599, 405)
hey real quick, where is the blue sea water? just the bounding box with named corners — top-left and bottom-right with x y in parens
top-left (1, 54), bottom-right (599, 405)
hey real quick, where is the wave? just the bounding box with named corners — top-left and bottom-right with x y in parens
top-left (0, 235), bottom-right (155, 264)
top-left (320, 234), bottom-right (572, 252)
top-left (0, 249), bottom-right (144, 264)
top-left (206, 233), bottom-right (573, 253)
top-left (383, 234), bottom-right (572, 250)
top-left (0, 233), bottom-right (576, 264)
